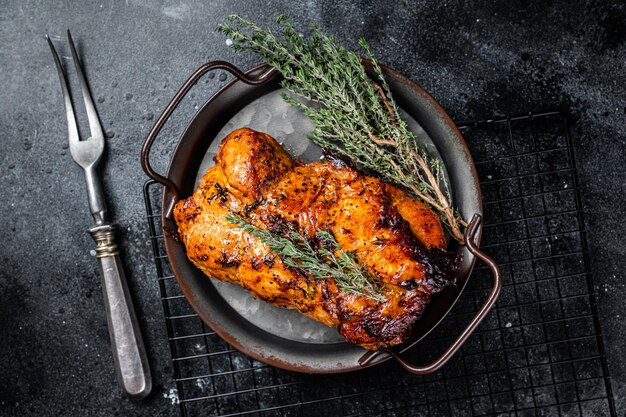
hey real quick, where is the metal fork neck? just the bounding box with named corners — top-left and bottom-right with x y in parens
top-left (84, 164), bottom-right (108, 225)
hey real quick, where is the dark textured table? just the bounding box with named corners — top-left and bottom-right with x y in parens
top-left (1, 1), bottom-right (624, 416)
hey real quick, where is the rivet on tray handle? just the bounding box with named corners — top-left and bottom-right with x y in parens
top-left (140, 61), bottom-right (278, 219)
top-left (359, 213), bottom-right (502, 374)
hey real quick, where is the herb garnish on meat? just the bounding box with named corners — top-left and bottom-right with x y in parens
top-left (226, 213), bottom-right (385, 302)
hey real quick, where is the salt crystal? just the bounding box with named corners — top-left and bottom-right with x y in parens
top-left (163, 388), bottom-right (179, 405)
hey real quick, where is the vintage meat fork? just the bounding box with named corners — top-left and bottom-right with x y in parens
top-left (47, 31), bottom-right (152, 399)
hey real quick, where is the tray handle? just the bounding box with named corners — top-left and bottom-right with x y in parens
top-left (359, 213), bottom-right (502, 374)
top-left (140, 61), bottom-right (278, 218)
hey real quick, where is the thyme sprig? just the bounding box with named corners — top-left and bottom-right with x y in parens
top-left (217, 15), bottom-right (467, 242)
top-left (226, 214), bottom-right (385, 302)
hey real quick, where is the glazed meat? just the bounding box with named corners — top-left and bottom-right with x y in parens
top-left (174, 128), bottom-right (459, 350)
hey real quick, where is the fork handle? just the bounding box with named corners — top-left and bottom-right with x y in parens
top-left (89, 224), bottom-right (152, 399)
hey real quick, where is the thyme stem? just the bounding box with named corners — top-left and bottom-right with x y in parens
top-left (217, 15), bottom-right (466, 243)
top-left (226, 213), bottom-right (385, 302)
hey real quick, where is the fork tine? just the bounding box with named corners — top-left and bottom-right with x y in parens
top-left (46, 34), bottom-right (80, 147)
top-left (67, 29), bottom-right (104, 142)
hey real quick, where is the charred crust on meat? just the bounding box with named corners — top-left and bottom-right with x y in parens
top-left (215, 249), bottom-right (241, 268)
top-left (250, 257), bottom-right (264, 271)
top-left (375, 200), bottom-right (462, 292)
top-left (418, 247), bottom-right (461, 291)
top-left (266, 214), bottom-right (299, 237)
top-left (323, 150), bottom-right (357, 170)
top-left (243, 198), bottom-right (265, 216)
top-left (261, 254), bottom-right (275, 268)
top-left (321, 287), bottom-right (333, 302)
top-left (273, 275), bottom-right (293, 292)
top-left (336, 301), bottom-right (358, 321)
top-left (320, 287), bottom-right (340, 319)
top-left (212, 183), bottom-right (229, 204)
top-left (376, 204), bottom-right (405, 231)
top-left (250, 254), bottom-right (274, 271)
top-left (182, 199), bottom-right (201, 220)
top-left (361, 318), bottom-right (384, 339)
top-left (399, 279), bottom-right (419, 290)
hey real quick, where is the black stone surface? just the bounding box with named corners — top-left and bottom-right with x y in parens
top-left (0, 1), bottom-right (624, 416)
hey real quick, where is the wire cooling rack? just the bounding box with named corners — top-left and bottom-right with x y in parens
top-left (143, 110), bottom-right (616, 416)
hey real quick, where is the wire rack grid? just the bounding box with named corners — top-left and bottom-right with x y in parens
top-left (143, 110), bottom-right (616, 417)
